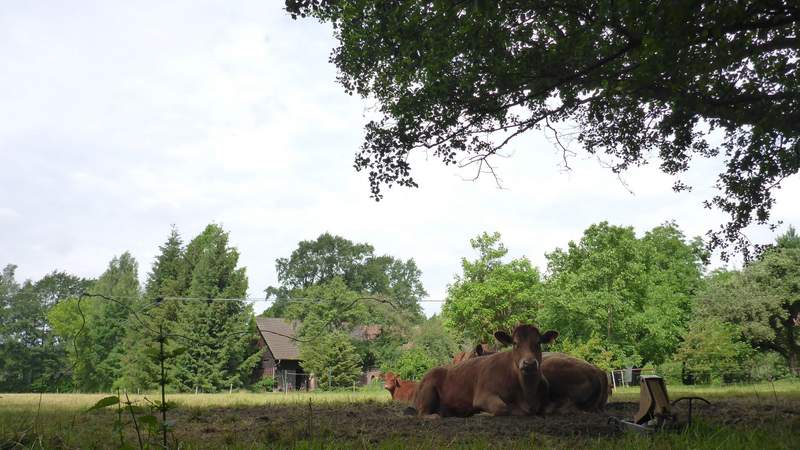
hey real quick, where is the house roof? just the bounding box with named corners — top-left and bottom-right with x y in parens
top-left (255, 317), bottom-right (301, 361)
top-left (350, 324), bottom-right (382, 341)
top-left (255, 318), bottom-right (382, 361)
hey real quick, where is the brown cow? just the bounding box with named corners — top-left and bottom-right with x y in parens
top-left (413, 324), bottom-right (558, 417)
top-left (383, 372), bottom-right (417, 402)
top-left (451, 343), bottom-right (495, 364)
top-left (541, 352), bottom-right (609, 412)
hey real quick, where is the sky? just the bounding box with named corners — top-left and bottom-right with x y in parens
top-left (2, 1), bottom-right (799, 317)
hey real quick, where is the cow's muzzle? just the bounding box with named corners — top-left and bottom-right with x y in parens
top-left (519, 359), bottom-right (539, 373)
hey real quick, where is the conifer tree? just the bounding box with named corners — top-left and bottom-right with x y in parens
top-left (171, 224), bottom-right (260, 391)
top-left (117, 227), bottom-right (187, 390)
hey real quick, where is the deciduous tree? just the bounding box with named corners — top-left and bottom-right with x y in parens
top-left (264, 233), bottom-right (425, 321)
top-left (442, 232), bottom-right (544, 343)
top-left (695, 228), bottom-right (800, 374)
top-left (49, 253), bottom-right (141, 391)
top-left (285, 0), bottom-right (799, 257)
top-left (544, 222), bottom-right (704, 366)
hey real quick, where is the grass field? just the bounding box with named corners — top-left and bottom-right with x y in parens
top-left (1, 380), bottom-right (799, 449)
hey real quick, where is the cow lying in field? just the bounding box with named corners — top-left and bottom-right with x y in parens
top-left (383, 372), bottom-right (417, 402)
top-left (451, 343), bottom-right (494, 364)
top-left (413, 324), bottom-right (558, 417)
top-left (413, 334), bottom-right (608, 416)
top-left (449, 346), bottom-right (610, 412)
top-left (541, 352), bottom-right (609, 412)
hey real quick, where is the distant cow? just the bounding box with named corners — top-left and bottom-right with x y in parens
top-left (414, 324), bottom-right (558, 417)
top-left (451, 343), bottom-right (496, 364)
top-left (541, 352), bottom-right (609, 412)
top-left (383, 372), bottom-right (417, 402)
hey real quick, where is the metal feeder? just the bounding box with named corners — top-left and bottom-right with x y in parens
top-left (609, 375), bottom-right (710, 434)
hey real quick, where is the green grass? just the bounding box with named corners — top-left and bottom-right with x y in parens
top-left (1, 381), bottom-right (798, 449)
top-left (611, 378), bottom-right (800, 401)
top-left (0, 390), bottom-right (392, 411)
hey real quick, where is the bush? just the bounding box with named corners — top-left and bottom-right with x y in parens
top-left (550, 333), bottom-right (637, 372)
top-left (675, 318), bottom-right (752, 382)
top-left (299, 332), bottom-right (362, 390)
top-left (747, 352), bottom-right (791, 381)
top-left (250, 377), bottom-right (276, 392)
top-left (386, 347), bottom-right (436, 381)
top-left (657, 361), bottom-right (684, 385)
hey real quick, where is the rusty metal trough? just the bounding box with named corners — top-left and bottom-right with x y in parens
top-left (609, 375), bottom-right (711, 434)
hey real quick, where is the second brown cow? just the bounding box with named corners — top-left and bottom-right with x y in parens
top-left (451, 343), bottom-right (495, 364)
top-left (383, 372), bottom-right (417, 402)
top-left (541, 352), bottom-right (609, 412)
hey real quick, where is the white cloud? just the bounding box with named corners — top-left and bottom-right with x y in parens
top-left (1, 1), bottom-right (798, 319)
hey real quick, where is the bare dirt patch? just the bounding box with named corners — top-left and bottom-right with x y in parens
top-left (168, 397), bottom-right (800, 447)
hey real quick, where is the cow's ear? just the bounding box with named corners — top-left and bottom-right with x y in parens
top-left (494, 331), bottom-right (513, 346)
top-left (474, 344), bottom-right (484, 355)
top-left (541, 330), bottom-right (559, 344)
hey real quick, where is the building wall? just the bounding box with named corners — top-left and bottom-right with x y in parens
top-left (275, 360), bottom-right (307, 391)
top-left (361, 368), bottom-right (382, 386)
top-left (255, 335), bottom-right (278, 379)
top-left (255, 335), bottom-right (308, 391)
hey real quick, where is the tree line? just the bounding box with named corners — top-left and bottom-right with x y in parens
top-left (2, 222), bottom-right (798, 392)
top-left (442, 223), bottom-right (799, 382)
top-left (1, 224), bottom-right (258, 393)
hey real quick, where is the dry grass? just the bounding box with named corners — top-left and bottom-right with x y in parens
top-left (610, 378), bottom-right (800, 402)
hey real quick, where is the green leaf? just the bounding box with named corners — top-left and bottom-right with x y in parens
top-left (137, 414), bottom-right (159, 427)
top-left (86, 396), bottom-right (119, 412)
top-left (127, 405), bottom-right (147, 414)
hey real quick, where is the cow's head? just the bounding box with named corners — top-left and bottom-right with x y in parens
top-left (472, 343), bottom-right (497, 358)
top-left (383, 372), bottom-right (399, 391)
top-left (494, 324), bottom-right (558, 376)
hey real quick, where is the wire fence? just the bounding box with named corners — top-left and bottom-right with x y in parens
top-left (609, 367), bottom-right (800, 391)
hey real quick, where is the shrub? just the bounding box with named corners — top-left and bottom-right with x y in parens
top-left (250, 377), bottom-right (276, 392)
top-left (675, 318), bottom-right (752, 383)
top-left (299, 332), bottom-right (362, 390)
top-left (386, 347), bottom-right (436, 381)
top-left (551, 333), bottom-right (636, 372)
top-left (747, 352), bottom-right (792, 381)
top-left (657, 361), bottom-right (684, 385)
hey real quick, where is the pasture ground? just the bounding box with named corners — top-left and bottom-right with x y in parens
top-left (1, 380), bottom-right (799, 449)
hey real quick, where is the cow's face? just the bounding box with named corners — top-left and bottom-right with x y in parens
top-left (383, 373), bottom-right (399, 391)
top-left (495, 325), bottom-right (558, 376)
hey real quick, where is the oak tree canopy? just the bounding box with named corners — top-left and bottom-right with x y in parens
top-left (286, 0), bottom-right (799, 258)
